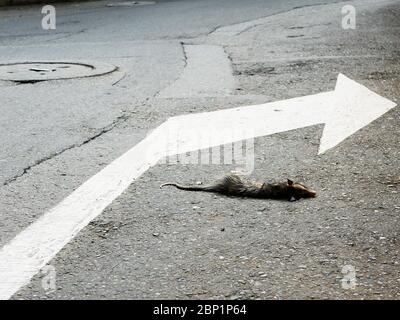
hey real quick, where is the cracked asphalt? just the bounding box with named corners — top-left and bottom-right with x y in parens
top-left (0, 0), bottom-right (399, 299)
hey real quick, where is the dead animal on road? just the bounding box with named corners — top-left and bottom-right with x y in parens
top-left (160, 174), bottom-right (316, 201)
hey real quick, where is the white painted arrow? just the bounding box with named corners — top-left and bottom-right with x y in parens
top-left (0, 74), bottom-right (396, 300)
top-left (157, 73), bottom-right (396, 157)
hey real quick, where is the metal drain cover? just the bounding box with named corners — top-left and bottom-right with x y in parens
top-left (0, 61), bottom-right (117, 82)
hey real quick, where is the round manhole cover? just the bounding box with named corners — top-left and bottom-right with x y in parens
top-left (0, 61), bottom-right (117, 82)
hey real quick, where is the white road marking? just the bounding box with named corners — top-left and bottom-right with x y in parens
top-left (0, 74), bottom-right (396, 299)
top-left (158, 44), bottom-right (236, 98)
top-left (160, 74), bottom-right (396, 155)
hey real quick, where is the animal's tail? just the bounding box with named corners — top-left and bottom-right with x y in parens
top-left (160, 182), bottom-right (208, 191)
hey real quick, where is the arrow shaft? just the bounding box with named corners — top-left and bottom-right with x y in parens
top-left (162, 91), bottom-right (335, 155)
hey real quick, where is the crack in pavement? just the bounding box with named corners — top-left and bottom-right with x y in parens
top-left (154, 41), bottom-right (188, 98)
top-left (180, 41), bottom-right (188, 69)
top-left (1, 113), bottom-right (130, 187)
top-left (209, 1), bottom-right (345, 37)
top-left (157, 44), bottom-right (236, 98)
top-left (45, 29), bottom-right (88, 43)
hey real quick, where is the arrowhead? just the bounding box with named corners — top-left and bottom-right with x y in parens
top-left (318, 73), bottom-right (397, 154)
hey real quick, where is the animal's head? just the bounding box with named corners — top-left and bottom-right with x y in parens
top-left (287, 179), bottom-right (317, 199)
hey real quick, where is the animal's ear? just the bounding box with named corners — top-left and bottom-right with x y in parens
top-left (287, 179), bottom-right (294, 186)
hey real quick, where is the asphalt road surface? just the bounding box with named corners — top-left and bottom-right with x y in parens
top-left (0, 0), bottom-right (399, 299)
